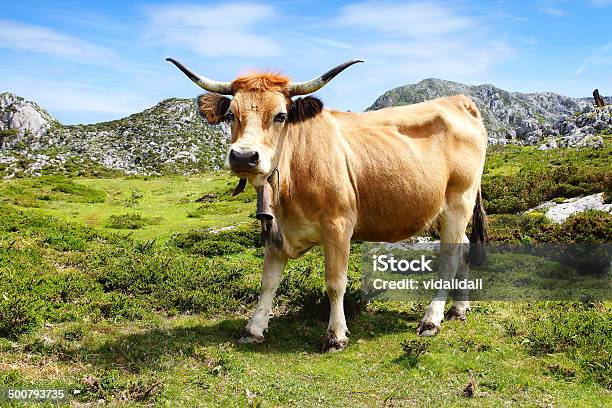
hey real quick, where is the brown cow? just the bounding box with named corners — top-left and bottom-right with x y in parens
top-left (168, 58), bottom-right (488, 352)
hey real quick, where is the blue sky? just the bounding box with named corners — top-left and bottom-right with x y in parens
top-left (1, 0), bottom-right (611, 124)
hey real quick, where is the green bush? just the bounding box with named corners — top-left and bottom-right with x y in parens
top-left (44, 231), bottom-right (87, 251)
top-left (527, 302), bottom-right (612, 389)
top-left (0, 176), bottom-right (106, 206)
top-left (483, 144), bottom-right (611, 214)
top-left (51, 180), bottom-right (106, 203)
top-left (103, 213), bottom-right (161, 230)
top-left (0, 294), bottom-right (40, 339)
top-left (546, 210), bottom-right (612, 243)
top-left (190, 240), bottom-right (245, 256)
top-left (169, 222), bottom-right (262, 253)
top-left (489, 210), bottom-right (612, 243)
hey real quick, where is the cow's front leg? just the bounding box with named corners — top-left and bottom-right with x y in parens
top-left (238, 246), bottom-right (287, 344)
top-left (321, 223), bottom-right (351, 352)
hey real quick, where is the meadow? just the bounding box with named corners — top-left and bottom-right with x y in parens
top-left (0, 144), bottom-right (610, 406)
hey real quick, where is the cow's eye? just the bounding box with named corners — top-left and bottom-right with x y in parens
top-left (225, 111), bottom-right (235, 122)
top-left (274, 112), bottom-right (287, 123)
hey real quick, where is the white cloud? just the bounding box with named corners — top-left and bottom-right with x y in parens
top-left (0, 77), bottom-right (151, 122)
top-left (327, 2), bottom-right (515, 83)
top-left (590, 0), bottom-right (612, 6)
top-left (336, 2), bottom-right (474, 38)
top-left (539, 6), bottom-right (567, 17)
top-left (142, 3), bottom-right (281, 58)
top-left (0, 19), bottom-right (117, 65)
top-left (572, 42), bottom-right (612, 81)
top-left (280, 29), bottom-right (353, 50)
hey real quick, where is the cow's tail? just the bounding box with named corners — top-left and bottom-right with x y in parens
top-left (467, 189), bottom-right (488, 266)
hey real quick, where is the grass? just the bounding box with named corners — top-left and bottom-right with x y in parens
top-left (0, 144), bottom-right (611, 406)
top-left (0, 173), bottom-right (257, 242)
top-left (482, 143), bottom-right (611, 214)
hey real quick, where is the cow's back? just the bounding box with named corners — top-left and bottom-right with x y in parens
top-left (332, 95), bottom-right (487, 242)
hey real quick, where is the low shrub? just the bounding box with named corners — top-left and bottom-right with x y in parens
top-left (483, 144), bottom-right (611, 214)
top-left (0, 176), bottom-right (106, 206)
top-left (44, 231), bottom-right (87, 251)
top-left (169, 222), bottom-right (262, 253)
top-left (488, 210), bottom-right (612, 243)
top-left (103, 213), bottom-right (161, 230)
top-left (190, 240), bottom-right (245, 256)
top-left (51, 179), bottom-right (106, 203)
top-left (0, 294), bottom-right (40, 339)
top-left (526, 302), bottom-right (611, 389)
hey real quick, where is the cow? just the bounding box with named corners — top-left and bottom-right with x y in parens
top-left (167, 58), bottom-right (488, 352)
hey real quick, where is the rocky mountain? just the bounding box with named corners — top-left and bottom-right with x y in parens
top-left (1, 92), bottom-right (57, 143)
top-left (0, 94), bottom-right (229, 177)
top-left (1, 80), bottom-right (610, 178)
top-left (368, 79), bottom-right (611, 146)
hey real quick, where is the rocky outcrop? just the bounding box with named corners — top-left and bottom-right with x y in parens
top-left (529, 193), bottom-right (612, 223)
top-left (368, 79), bottom-right (611, 146)
top-left (539, 105), bottom-right (611, 150)
top-left (0, 92), bottom-right (56, 146)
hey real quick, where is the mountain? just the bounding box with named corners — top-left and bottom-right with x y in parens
top-left (1, 92), bottom-right (57, 142)
top-left (368, 78), bottom-right (611, 146)
top-left (1, 81), bottom-right (610, 178)
top-left (0, 94), bottom-right (229, 177)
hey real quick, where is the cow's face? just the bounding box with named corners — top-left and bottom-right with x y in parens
top-left (169, 58), bottom-right (362, 184)
top-left (198, 87), bottom-right (324, 186)
top-left (198, 90), bottom-right (287, 185)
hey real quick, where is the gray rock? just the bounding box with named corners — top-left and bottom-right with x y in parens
top-left (0, 92), bottom-right (56, 145)
top-left (529, 193), bottom-right (611, 223)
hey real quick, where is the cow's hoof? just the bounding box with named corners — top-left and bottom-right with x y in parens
top-left (445, 306), bottom-right (468, 321)
top-left (321, 336), bottom-right (349, 353)
top-left (417, 320), bottom-right (440, 337)
top-left (237, 329), bottom-right (265, 344)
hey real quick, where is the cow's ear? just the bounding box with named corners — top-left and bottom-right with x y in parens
top-left (288, 96), bottom-right (323, 124)
top-left (197, 93), bottom-right (231, 124)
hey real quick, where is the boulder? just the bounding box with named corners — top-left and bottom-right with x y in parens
top-left (530, 193), bottom-right (611, 223)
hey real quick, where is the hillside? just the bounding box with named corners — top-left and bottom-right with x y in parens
top-left (368, 79), bottom-right (611, 146)
top-left (1, 82), bottom-right (610, 178)
top-left (0, 94), bottom-right (229, 177)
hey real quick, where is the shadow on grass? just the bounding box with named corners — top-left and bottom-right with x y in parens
top-left (83, 309), bottom-right (421, 373)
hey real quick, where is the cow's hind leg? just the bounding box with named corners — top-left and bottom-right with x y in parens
top-left (238, 246), bottom-right (287, 343)
top-left (446, 234), bottom-right (470, 321)
top-left (418, 192), bottom-right (473, 336)
top-left (321, 220), bottom-right (351, 352)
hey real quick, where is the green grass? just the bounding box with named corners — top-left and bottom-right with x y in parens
top-left (0, 173), bottom-right (257, 242)
top-left (483, 143), bottom-right (611, 214)
top-left (0, 144), bottom-right (611, 406)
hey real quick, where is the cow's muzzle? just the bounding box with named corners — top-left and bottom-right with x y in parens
top-left (229, 149), bottom-right (259, 172)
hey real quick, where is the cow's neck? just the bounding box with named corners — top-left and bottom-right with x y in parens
top-left (274, 111), bottom-right (341, 211)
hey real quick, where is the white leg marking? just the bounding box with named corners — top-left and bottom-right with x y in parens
top-left (322, 222), bottom-right (351, 352)
top-left (447, 235), bottom-right (471, 320)
top-left (419, 191), bottom-right (475, 336)
top-left (239, 246), bottom-right (287, 342)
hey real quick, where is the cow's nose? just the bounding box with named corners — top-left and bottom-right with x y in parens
top-left (229, 149), bottom-right (259, 170)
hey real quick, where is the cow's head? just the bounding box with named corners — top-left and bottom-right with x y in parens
top-left (167, 58), bottom-right (362, 186)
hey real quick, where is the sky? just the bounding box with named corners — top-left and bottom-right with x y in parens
top-left (1, 0), bottom-right (611, 125)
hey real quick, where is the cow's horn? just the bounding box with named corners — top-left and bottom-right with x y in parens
top-left (166, 58), bottom-right (233, 95)
top-left (290, 60), bottom-right (364, 96)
